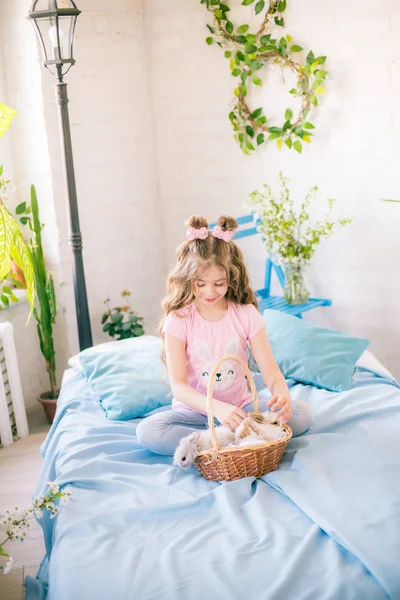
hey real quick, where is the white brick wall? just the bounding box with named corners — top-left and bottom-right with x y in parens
top-left (0, 0), bottom-right (399, 409)
top-left (145, 0), bottom-right (400, 377)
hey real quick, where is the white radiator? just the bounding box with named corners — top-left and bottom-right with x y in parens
top-left (0, 322), bottom-right (28, 447)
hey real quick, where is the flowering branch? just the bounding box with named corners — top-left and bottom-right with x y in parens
top-left (0, 482), bottom-right (71, 575)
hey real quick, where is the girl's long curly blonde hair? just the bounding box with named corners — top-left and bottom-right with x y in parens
top-left (158, 214), bottom-right (258, 338)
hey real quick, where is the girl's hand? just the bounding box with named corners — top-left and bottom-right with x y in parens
top-left (267, 395), bottom-right (292, 423)
top-left (214, 402), bottom-right (247, 431)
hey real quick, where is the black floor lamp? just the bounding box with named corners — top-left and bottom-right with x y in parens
top-left (27, 0), bottom-right (93, 351)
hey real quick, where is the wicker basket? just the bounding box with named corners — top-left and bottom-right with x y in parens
top-left (194, 355), bottom-right (292, 482)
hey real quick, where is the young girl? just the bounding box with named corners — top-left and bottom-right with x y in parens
top-left (136, 215), bottom-right (313, 455)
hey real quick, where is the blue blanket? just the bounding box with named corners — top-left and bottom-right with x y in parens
top-left (25, 367), bottom-right (400, 600)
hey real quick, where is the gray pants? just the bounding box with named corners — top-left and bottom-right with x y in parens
top-left (136, 399), bottom-right (313, 456)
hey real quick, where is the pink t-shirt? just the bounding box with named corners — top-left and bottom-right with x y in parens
top-left (162, 301), bottom-right (265, 410)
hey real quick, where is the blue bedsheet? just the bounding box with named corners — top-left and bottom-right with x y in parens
top-left (25, 367), bottom-right (400, 600)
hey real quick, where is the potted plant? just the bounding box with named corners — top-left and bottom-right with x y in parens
top-left (17, 185), bottom-right (58, 423)
top-left (246, 172), bottom-right (352, 305)
top-left (0, 166), bottom-right (35, 311)
top-left (102, 290), bottom-right (145, 340)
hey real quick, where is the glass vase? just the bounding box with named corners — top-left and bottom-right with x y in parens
top-left (283, 263), bottom-right (310, 305)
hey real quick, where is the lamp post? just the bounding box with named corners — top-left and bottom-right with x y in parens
top-left (28, 0), bottom-right (93, 351)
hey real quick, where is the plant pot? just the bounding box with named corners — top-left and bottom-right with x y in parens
top-left (283, 263), bottom-right (310, 305)
top-left (38, 391), bottom-right (59, 424)
top-left (10, 260), bottom-right (27, 289)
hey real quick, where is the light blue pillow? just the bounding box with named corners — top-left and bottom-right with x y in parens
top-left (262, 310), bottom-right (370, 392)
top-left (71, 336), bottom-right (171, 420)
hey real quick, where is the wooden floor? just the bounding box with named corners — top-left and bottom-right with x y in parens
top-left (0, 407), bottom-right (50, 599)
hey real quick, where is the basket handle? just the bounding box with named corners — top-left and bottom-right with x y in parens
top-left (206, 354), bottom-right (259, 453)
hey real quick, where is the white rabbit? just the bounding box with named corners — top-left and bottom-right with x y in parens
top-left (194, 338), bottom-right (239, 392)
top-left (234, 410), bottom-right (284, 446)
top-left (173, 426), bottom-right (235, 469)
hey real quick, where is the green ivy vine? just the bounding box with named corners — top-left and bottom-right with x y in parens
top-left (201, 0), bottom-right (328, 154)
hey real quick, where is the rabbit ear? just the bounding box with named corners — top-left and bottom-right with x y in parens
top-left (225, 336), bottom-right (239, 356)
top-left (194, 339), bottom-right (213, 363)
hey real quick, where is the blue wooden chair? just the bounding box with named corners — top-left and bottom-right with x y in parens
top-left (211, 215), bottom-right (332, 318)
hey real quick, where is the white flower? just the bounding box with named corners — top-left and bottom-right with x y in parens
top-left (59, 495), bottom-right (70, 507)
top-left (47, 482), bottom-right (59, 495)
top-left (33, 508), bottom-right (43, 520)
top-left (3, 555), bottom-right (13, 575)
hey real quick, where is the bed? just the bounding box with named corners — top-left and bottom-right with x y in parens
top-left (25, 353), bottom-right (400, 600)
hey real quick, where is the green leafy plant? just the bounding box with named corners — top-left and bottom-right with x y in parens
top-left (0, 166), bottom-right (35, 312)
top-left (246, 173), bottom-right (352, 303)
top-left (16, 186), bottom-right (58, 398)
top-left (246, 172), bottom-right (352, 265)
top-left (102, 290), bottom-right (145, 341)
top-left (201, 0), bottom-right (328, 154)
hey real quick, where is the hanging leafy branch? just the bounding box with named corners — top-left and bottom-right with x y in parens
top-left (201, 0), bottom-right (328, 154)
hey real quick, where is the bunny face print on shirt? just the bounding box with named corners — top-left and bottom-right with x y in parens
top-left (194, 337), bottom-right (239, 392)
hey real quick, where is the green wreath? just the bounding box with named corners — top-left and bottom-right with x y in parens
top-left (201, 0), bottom-right (328, 154)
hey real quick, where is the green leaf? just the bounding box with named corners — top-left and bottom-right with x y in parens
top-left (251, 60), bottom-right (263, 70)
top-left (274, 16), bottom-right (284, 26)
top-left (236, 50), bottom-right (245, 61)
top-left (110, 312), bottom-right (123, 325)
top-left (269, 126), bottom-right (282, 133)
top-left (2, 286), bottom-right (12, 294)
top-left (284, 108), bottom-right (293, 120)
top-left (16, 202), bottom-right (27, 215)
top-left (306, 50), bottom-right (316, 65)
top-left (226, 21), bottom-right (234, 34)
top-left (303, 122), bottom-right (315, 129)
top-left (246, 125), bottom-right (254, 137)
top-left (214, 9), bottom-right (223, 19)
top-left (246, 33), bottom-right (257, 43)
top-left (240, 83), bottom-right (247, 96)
top-left (252, 76), bottom-right (262, 85)
top-left (206, 37), bottom-right (213, 45)
top-left (219, 3), bottom-right (230, 11)
top-left (232, 68), bottom-right (241, 76)
top-left (206, 24), bottom-right (214, 33)
top-left (260, 34), bottom-right (271, 45)
top-left (256, 133), bottom-right (265, 145)
top-left (285, 138), bottom-right (293, 149)
top-left (278, 0), bottom-right (286, 10)
top-left (289, 88), bottom-right (297, 95)
top-left (236, 35), bottom-right (248, 44)
top-left (279, 37), bottom-right (287, 55)
top-left (310, 94), bottom-right (318, 105)
top-left (241, 71), bottom-right (248, 82)
top-left (1, 294), bottom-right (9, 306)
top-left (245, 44), bottom-right (257, 54)
top-left (268, 132), bottom-right (281, 140)
top-left (242, 0), bottom-right (255, 5)
top-left (315, 56), bottom-right (327, 65)
top-left (255, 0), bottom-right (265, 15)
top-left (294, 140), bottom-right (302, 153)
top-left (315, 69), bottom-right (328, 79)
top-left (251, 107), bottom-right (263, 119)
top-left (20, 216), bottom-right (29, 225)
top-left (290, 45), bottom-right (303, 52)
top-left (246, 141), bottom-right (255, 151)
top-left (283, 119), bottom-right (291, 131)
top-left (237, 24), bottom-right (249, 34)
top-left (224, 50), bottom-right (232, 58)
top-left (101, 313), bottom-right (108, 324)
top-left (257, 116), bottom-right (267, 125)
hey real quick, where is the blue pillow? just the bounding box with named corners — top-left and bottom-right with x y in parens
top-left (71, 336), bottom-right (171, 420)
top-left (262, 310), bottom-right (370, 392)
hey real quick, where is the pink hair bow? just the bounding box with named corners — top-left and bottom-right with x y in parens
top-left (186, 226), bottom-right (209, 241)
top-left (212, 225), bottom-right (233, 243)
